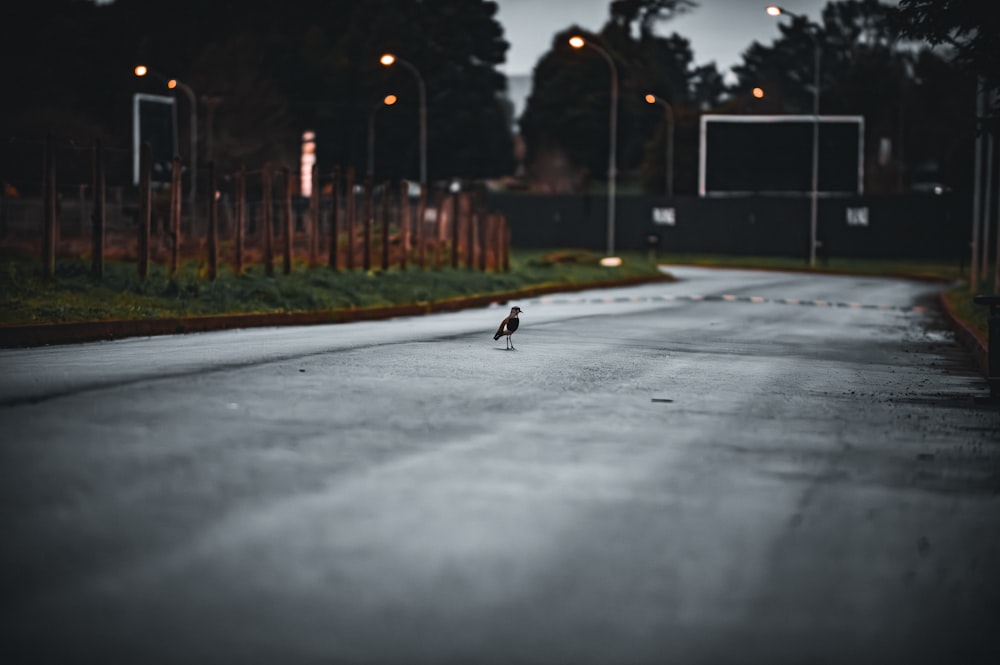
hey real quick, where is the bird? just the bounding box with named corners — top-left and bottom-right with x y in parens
top-left (493, 306), bottom-right (523, 350)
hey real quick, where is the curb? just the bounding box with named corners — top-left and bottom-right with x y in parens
top-left (0, 274), bottom-right (671, 348)
top-left (938, 290), bottom-right (989, 378)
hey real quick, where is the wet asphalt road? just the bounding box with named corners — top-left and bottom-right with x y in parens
top-left (1, 266), bottom-right (998, 664)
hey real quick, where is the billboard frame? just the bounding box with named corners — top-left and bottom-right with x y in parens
top-left (132, 93), bottom-right (178, 185)
top-left (698, 114), bottom-right (864, 198)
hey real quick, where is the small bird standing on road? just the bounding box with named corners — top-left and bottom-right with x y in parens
top-left (493, 306), bottom-right (523, 350)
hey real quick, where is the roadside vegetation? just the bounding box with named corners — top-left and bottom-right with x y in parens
top-left (0, 250), bottom-right (663, 325)
top-left (2, 251), bottom-right (990, 342)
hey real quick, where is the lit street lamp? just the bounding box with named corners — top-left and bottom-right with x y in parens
top-left (644, 93), bottom-right (675, 198)
top-left (379, 54), bottom-right (427, 186)
top-left (368, 94), bottom-right (398, 179)
top-left (569, 35), bottom-right (618, 260)
top-left (766, 5), bottom-right (822, 267)
top-left (135, 65), bottom-right (198, 206)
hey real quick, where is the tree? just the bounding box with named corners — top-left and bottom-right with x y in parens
top-left (729, 0), bottom-right (976, 194)
top-left (893, 0), bottom-right (1000, 90)
top-left (518, 0), bottom-right (711, 194)
top-left (0, 0), bottom-right (515, 189)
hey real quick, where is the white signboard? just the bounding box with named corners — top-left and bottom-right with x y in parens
top-left (846, 207), bottom-right (869, 227)
top-left (652, 207), bottom-right (676, 226)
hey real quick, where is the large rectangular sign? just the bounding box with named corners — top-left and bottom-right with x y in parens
top-left (699, 115), bottom-right (864, 197)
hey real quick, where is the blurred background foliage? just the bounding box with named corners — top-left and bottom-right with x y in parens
top-left (0, 0), bottom-right (996, 195)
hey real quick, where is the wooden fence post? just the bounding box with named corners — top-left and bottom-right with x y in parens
top-left (169, 157), bottom-right (182, 276)
top-left (282, 167), bottom-right (293, 275)
top-left (363, 177), bottom-right (373, 271)
top-left (381, 180), bottom-right (391, 271)
top-left (416, 183), bottom-right (427, 270)
top-left (138, 140), bottom-right (152, 280)
top-left (329, 166), bottom-right (341, 270)
top-left (478, 211), bottom-right (487, 272)
top-left (0, 178), bottom-right (8, 239)
top-left (400, 181), bottom-right (410, 270)
top-left (433, 188), bottom-right (446, 269)
top-left (91, 138), bottom-right (106, 279)
top-left (42, 135), bottom-right (56, 279)
top-left (262, 165), bottom-right (274, 276)
top-left (346, 168), bottom-right (356, 270)
top-left (309, 163), bottom-right (319, 266)
top-left (450, 190), bottom-right (460, 269)
top-left (465, 195), bottom-right (475, 270)
top-left (235, 164), bottom-right (246, 275)
top-left (502, 215), bottom-right (511, 272)
top-left (207, 161), bottom-right (218, 280)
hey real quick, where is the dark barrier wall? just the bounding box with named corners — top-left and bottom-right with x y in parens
top-left (487, 193), bottom-right (968, 261)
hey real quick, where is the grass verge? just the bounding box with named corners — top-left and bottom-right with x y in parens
top-left (1, 250), bottom-right (664, 326)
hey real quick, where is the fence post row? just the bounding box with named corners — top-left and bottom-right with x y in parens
top-left (346, 168), bottom-right (356, 271)
top-left (208, 161), bottom-right (219, 281)
top-left (282, 167), bottom-right (293, 276)
top-left (235, 164), bottom-right (246, 275)
top-left (261, 165), bottom-right (274, 276)
top-left (42, 135), bottom-right (57, 279)
top-left (91, 139), bottom-right (106, 279)
top-left (138, 140), bottom-right (152, 280)
top-left (24, 147), bottom-right (507, 280)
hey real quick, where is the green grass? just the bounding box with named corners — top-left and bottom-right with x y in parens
top-left (944, 287), bottom-right (991, 340)
top-left (3, 251), bottom-right (992, 341)
top-left (0, 249), bottom-right (664, 325)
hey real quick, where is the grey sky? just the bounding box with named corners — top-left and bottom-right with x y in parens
top-left (494, 0), bottom-right (830, 76)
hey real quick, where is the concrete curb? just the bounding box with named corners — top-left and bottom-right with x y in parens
top-left (0, 274), bottom-right (671, 348)
top-left (938, 291), bottom-right (989, 378)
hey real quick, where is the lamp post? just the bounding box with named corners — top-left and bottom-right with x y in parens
top-left (644, 93), bottom-right (675, 198)
top-left (379, 54), bottom-right (426, 186)
top-left (368, 94), bottom-right (398, 179)
top-left (766, 5), bottom-right (821, 267)
top-left (569, 35), bottom-right (618, 259)
top-left (135, 65), bottom-right (198, 206)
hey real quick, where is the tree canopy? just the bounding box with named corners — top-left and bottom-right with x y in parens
top-left (0, 0), bottom-right (515, 186)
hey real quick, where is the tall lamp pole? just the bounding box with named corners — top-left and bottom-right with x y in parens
top-left (379, 54), bottom-right (427, 186)
top-left (644, 93), bottom-right (675, 198)
top-left (368, 94), bottom-right (398, 179)
top-left (135, 65), bottom-right (198, 207)
top-left (767, 5), bottom-right (821, 267)
top-left (570, 35), bottom-right (618, 259)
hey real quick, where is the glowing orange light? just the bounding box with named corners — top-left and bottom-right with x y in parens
top-left (167, 79), bottom-right (178, 90)
top-left (383, 94), bottom-right (397, 106)
top-left (644, 94), bottom-right (656, 104)
top-left (568, 36), bottom-right (585, 48)
top-left (134, 65), bottom-right (148, 77)
top-left (766, 6), bottom-right (783, 16)
top-left (380, 54), bottom-right (395, 66)
top-left (752, 87), bottom-right (765, 98)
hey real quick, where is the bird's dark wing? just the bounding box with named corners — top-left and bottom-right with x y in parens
top-left (494, 317), bottom-right (509, 340)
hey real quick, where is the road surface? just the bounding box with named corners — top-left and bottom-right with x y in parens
top-left (1, 266), bottom-right (998, 664)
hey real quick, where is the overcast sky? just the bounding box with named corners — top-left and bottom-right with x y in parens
top-left (494, 0), bottom-right (830, 77)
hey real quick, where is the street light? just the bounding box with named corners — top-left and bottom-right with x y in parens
top-left (644, 93), bottom-right (675, 198)
top-left (368, 94), bottom-right (397, 179)
top-left (135, 65), bottom-right (198, 206)
top-left (380, 53), bottom-right (427, 186)
top-left (569, 35), bottom-right (618, 259)
top-left (766, 5), bottom-right (822, 267)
